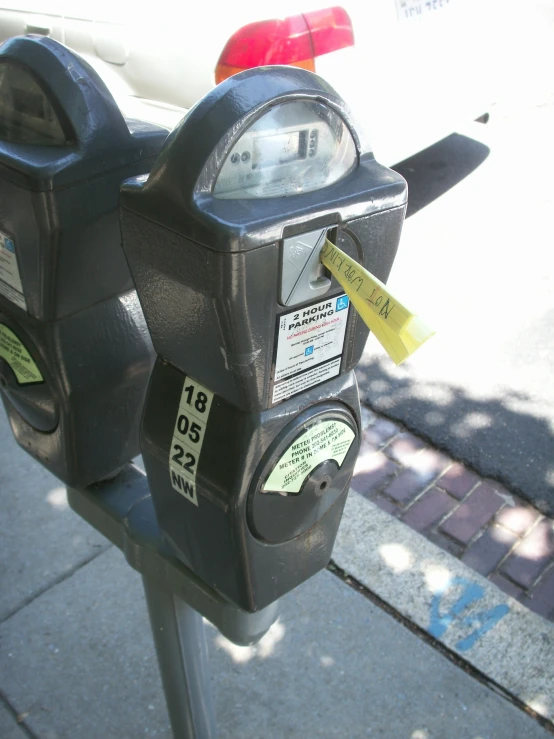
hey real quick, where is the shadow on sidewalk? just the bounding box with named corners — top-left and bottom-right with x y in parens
top-left (393, 131), bottom-right (490, 217)
top-left (356, 357), bottom-right (554, 516)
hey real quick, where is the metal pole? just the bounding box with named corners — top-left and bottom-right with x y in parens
top-left (142, 575), bottom-right (217, 739)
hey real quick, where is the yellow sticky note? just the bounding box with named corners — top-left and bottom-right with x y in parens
top-left (320, 240), bottom-right (434, 365)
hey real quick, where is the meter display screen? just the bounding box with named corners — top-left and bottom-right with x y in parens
top-left (0, 62), bottom-right (69, 145)
top-left (252, 131), bottom-right (303, 170)
top-left (213, 100), bottom-right (357, 199)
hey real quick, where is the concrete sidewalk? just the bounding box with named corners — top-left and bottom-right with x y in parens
top-left (1, 407), bottom-right (553, 739)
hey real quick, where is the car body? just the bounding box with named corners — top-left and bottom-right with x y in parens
top-left (0, 0), bottom-right (496, 164)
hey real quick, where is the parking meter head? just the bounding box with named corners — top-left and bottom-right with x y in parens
top-left (120, 67), bottom-right (407, 610)
top-left (0, 36), bottom-right (167, 486)
top-left (121, 66), bottom-right (407, 412)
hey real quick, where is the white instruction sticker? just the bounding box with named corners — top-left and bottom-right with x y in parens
top-left (0, 230), bottom-right (27, 311)
top-left (168, 377), bottom-right (214, 506)
top-left (272, 294), bottom-right (350, 403)
top-left (273, 358), bottom-right (342, 404)
top-left (262, 419), bottom-right (356, 494)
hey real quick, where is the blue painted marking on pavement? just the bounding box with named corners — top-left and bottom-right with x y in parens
top-left (428, 577), bottom-right (484, 639)
top-left (455, 603), bottom-right (510, 651)
top-left (428, 576), bottom-right (510, 652)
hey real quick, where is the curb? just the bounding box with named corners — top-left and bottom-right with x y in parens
top-left (352, 406), bottom-right (554, 621)
top-left (334, 489), bottom-right (554, 725)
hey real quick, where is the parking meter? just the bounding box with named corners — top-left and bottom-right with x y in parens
top-left (120, 67), bottom-right (407, 611)
top-left (0, 36), bottom-right (167, 486)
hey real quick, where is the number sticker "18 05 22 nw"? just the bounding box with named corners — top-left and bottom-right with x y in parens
top-left (168, 377), bottom-right (214, 505)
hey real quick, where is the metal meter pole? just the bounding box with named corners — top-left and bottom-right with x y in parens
top-left (67, 464), bottom-right (279, 739)
top-left (143, 578), bottom-right (217, 739)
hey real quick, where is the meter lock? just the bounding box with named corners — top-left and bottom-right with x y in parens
top-left (247, 403), bottom-right (359, 543)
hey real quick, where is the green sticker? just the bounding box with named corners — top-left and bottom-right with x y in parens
top-left (262, 419), bottom-right (355, 494)
top-left (0, 324), bottom-right (43, 384)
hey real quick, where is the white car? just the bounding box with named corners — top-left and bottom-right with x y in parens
top-left (0, 0), bottom-right (496, 164)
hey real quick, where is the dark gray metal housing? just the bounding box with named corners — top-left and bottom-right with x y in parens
top-left (120, 66), bottom-right (407, 412)
top-left (0, 36), bottom-right (167, 485)
top-left (120, 67), bottom-right (407, 610)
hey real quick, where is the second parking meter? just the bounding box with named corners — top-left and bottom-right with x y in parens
top-left (0, 36), bottom-right (167, 486)
top-left (121, 67), bottom-right (407, 611)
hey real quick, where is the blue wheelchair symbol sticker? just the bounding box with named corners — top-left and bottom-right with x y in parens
top-left (336, 296), bottom-right (349, 312)
top-left (3, 237), bottom-right (15, 253)
top-left (305, 346), bottom-right (314, 357)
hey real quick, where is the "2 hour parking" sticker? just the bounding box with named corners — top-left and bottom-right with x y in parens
top-left (272, 294), bottom-right (350, 404)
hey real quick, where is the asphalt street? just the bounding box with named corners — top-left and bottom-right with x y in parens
top-left (357, 0), bottom-right (554, 514)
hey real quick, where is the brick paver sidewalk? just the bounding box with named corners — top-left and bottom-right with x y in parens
top-left (352, 406), bottom-right (554, 622)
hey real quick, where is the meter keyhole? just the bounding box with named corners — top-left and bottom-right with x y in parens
top-left (313, 471), bottom-right (334, 498)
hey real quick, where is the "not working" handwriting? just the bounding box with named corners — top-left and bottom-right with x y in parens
top-left (321, 243), bottom-right (395, 319)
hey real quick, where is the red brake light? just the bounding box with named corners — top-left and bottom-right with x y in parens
top-left (304, 7), bottom-right (354, 56)
top-left (215, 7), bottom-right (354, 85)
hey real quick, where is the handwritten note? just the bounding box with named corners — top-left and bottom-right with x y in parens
top-left (320, 240), bottom-right (434, 365)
